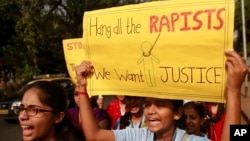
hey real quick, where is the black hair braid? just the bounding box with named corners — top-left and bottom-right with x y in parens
top-left (207, 103), bottom-right (225, 122)
top-left (119, 112), bottom-right (132, 129)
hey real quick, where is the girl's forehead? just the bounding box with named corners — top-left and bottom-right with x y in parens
top-left (184, 106), bottom-right (197, 112)
top-left (22, 89), bottom-right (44, 106)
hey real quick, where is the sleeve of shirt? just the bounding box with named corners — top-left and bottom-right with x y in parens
top-left (174, 128), bottom-right (211, 141)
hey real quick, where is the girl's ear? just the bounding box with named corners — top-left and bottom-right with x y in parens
top-left (200, 117), bottom-right (207, 126)
top-left (174, 107), bottom-right (183, 120)
top-left (55, 112), bottom-right (65, 123)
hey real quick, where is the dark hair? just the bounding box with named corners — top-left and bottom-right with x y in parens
top-left (183, 101), bottom-right (206, 118)
top-left (171, 100), bottom-right (183, 112)
top-left (119, 112), bottom-right (131, 129)
top-left (206, 102), bottom-right (225, 138)
top-left (19, 81), bottom-right (85, 141)
top-left (90, 96), bottom-right (99, 109)
top-left (206, 103), bottom-right (225, 122)
top-left (170, 100), bottom-right (184, 129)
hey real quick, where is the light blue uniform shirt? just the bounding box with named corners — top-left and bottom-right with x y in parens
top-left (113, 127), bottom-right (211, 141)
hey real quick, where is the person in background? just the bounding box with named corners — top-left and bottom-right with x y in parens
top-left (74, 51), bottom-right (248, 141)
top-left (206, 102), bottom-right (226, 141)
top-left (106, 95), bottom-right (128, 129)
top-left (182, 101), bottom-right (208, 137)
top-left (68, 87), bottom-right (82, 130)
top-left (114, 96), bottom-right (147, 129)
top-left (97, 95), bottom-right (104, 109)
top-left (15, 81), bottom-right (85, 141)
top-left (68, 86), bottom-right (110, 130)
top-left (91, 95), bottom-right (111, 129)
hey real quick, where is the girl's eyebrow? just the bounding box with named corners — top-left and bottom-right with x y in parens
top-left (20, 104), bottom-right (43, 108)
top-left (27, 105), bottom-right (40, 108)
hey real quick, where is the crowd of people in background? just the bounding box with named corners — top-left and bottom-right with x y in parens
top-left (67, 89), bottom-right (227, 139)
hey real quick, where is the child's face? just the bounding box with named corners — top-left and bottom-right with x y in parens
top-left (125, 96), bottom-right (145, 115)
top-left (183, 105), bottom-right (203, 135)
top-left (97, 96), bottom-right (104, 109)
top-left (144, 98), bottom-right (178, 134)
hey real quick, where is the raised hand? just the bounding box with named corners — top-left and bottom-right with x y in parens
top-left (225, 51), bottom-right (248, 96)
top-left (74, 60), bottom-right (94, 90)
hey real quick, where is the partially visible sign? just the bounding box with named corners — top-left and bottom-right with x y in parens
top-left (63, 38), bottom-right (86, 84)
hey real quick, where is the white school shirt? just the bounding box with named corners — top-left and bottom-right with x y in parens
top-left (113, 127), bottom-right (211, 141)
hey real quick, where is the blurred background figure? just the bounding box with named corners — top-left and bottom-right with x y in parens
top-left (206, 102), bottom-right (226, 141)
top-left (182, 101), bottom-right (208, 137)
top-left (69, 87), bottom-right (111, 130)
top-left (106, 95), bottom-right (128, 129)
top-left (97, 95), bottom-right (104, 109)
top-left (114, 96), bottom-right (146, 129)
top-left (68, 89), bottom-right (82, 130)
top-left (90, 95), bottom-right (111, 129)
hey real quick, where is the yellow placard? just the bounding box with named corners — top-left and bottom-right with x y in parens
top-left (64, 0), bottom-right (235, 103)
top-left (63, 38), bottom-right (86, 84)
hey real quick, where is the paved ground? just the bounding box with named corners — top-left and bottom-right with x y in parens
top-left (241, 81), bottom-right (250, 124)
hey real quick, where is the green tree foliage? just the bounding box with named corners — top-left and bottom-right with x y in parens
top-left (0, 0), bottom-right (21, 58)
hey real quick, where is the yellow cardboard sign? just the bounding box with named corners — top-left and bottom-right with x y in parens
top-left (64, 0), bottom-right (235, 103)
top-left (63, 38), bottom-right (86, 84)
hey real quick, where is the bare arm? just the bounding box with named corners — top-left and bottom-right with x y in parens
top-left (75, 61), bottom-right (115, 141)
top-left (221, 51), bottom-right (248, 141)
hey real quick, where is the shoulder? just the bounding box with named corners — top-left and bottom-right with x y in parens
top-left (113, 127), bottom-right (154, 141)
top-left (93, 108), bottom-right (110, 121)
top-left (174, 128), bottom-right (186, 140)
top-left (109, 99), bottom-right (119, 106)
top-left (174, 128), bottom-right (211, 141)
top-left (68, 107), bottom-right (79, 114)
top-left (93, 108), bottom-right (108, 115)
top-left (187, 135), bottom-right (211, 141)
